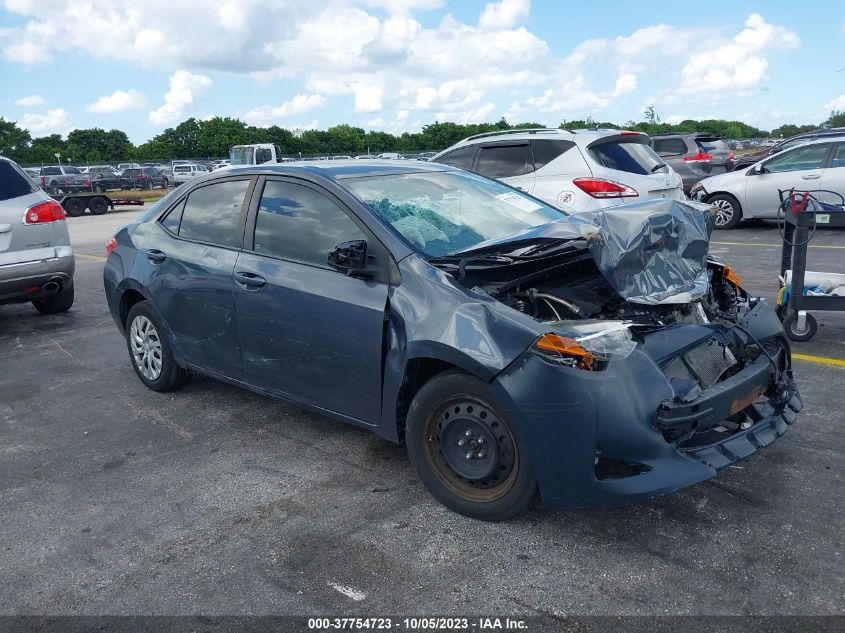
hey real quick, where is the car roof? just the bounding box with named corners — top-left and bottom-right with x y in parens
top-left (433, 128), bottom-right (648, 156)
top-left (221, 159), bottom-right (453, 181)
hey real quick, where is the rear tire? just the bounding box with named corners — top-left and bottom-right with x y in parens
top-left (708, 193), bottom-right (743, 230)
top-left (405, 370), bottom-right (538, 521)
top-left (33, 285), bottom-right (74, 315)
top-left (64, 198), bottom-right (85, 217)
top-left (125, 301), bottom-right (189, 392)
top-left (88, 196), bottom-right (108, 215)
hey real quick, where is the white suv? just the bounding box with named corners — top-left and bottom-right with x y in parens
top-left (431, 128), bottom-right (684, 212)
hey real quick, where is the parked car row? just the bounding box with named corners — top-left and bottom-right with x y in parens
top-left (22, 164), bottom-right (173, 194)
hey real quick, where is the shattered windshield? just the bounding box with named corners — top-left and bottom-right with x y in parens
top-left (345, 171), bottom-right (565, 257)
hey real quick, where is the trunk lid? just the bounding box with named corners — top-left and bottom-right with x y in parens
top-left (585, 134), bottom-right (683, 201)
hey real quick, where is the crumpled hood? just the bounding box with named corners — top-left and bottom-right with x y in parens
top-left (458, 197), bottom-right (715, 305)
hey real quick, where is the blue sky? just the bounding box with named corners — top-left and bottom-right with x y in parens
top-left (1, 0), bottom-right (844, 143)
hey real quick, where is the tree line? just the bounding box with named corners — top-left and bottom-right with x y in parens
top-left (2, 110), bottom-right (844, 165)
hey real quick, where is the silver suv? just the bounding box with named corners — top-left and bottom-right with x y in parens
top-left (0, 157), bottom-right (75, 314)
top-left (431, 128), bottom-right (684, 212)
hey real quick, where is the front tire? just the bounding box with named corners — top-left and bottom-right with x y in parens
top-left (406, 370), bottom-right (537, 521)
top-left (32, 285), bottom-right (74, 314)
top-left (708, 193), bottom-right (743, 230)
top-left (125, 301), bottom-right (189, 392)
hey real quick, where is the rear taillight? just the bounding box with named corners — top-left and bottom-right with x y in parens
top-left (684, 152), bottom-right (713, 162)
top-left (85, 179), bottom-right (91, 187)
top-left (620, 130), bottom-right (643, 136)
top-left (39, 176), bottom-right (46, 186)
top-left (727, 151), bottom-right (735, 161)
top-left (24, 200), bottom-right (65, 224)
top-left (105, 237), bottom-right (117, 255)
top-left (572, 177), bottom-right (638, 199)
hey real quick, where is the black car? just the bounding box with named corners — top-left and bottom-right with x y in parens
top-left (733, 128), bottom-right (845, 170)
top-left (85, 166), bottom-right (122, 192)
top-left (120, 167), bottom-right (169, 190)
top-left (104, 161), bottom-right (801, 520)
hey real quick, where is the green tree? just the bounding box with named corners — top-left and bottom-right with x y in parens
top-left (66, 128), bottom-right (132, 162)
top-left (823, 110), bottom-right (845, 128)
top-left (26, 135), bottom-right (67, 165)
top-left (0, 117), bottom-right (31, 161)
top-left (196, 117), bottom-right (251, 157)
top-left (325, 124), bottom-right (365, 154)
top-left (644, 105), bottom-right (660, 125)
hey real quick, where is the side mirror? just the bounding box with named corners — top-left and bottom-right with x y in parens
top-left (328, 240), bottom-right (368, 274)
top-left (750, 164), bottom-right (764, 175)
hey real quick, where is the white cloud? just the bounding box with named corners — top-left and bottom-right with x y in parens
top-left (19, 109), bottom-right (72, 136)
top-left (149, 70), bottom-right (212, 126)
top-left (612, 73), bottom-right (637, 97)
top-left (244, 94), bottom-right (327, 124)
top-left (86, 89), bottom-right (147, 113)
top-left (479, 0), bottom-right (530, 31)
top-left (677, 14), bottom-right (798, 96)
top-left (824, 94), bottom-right (845, 110)
top-left (0, 3), bottom-right (804, 132)
top-left (15, 95), bottom-right (45, 106)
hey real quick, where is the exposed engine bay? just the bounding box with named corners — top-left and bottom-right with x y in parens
top-left (456, 242), bottom-right (748, 328)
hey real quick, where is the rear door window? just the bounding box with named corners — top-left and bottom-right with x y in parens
top-left (436, 147), bottom-right (476, 171)
top-left (531, 139), bottom-right (575, 170)
top-left (764, 144), bottom-right (830, 173)
top-left (42, 167), bottom-right (61, 175)
top-left (589, 141), bottom-right (665, 175)
top-left (475, 144), bottom-right (533, 178)
top-left (653, 137), bottom-right (687, 156)
top-left (177, 179), bottom-right (251, 248)
top-left (252, 180), bottom-right (367, 267)
top-left (830, 144), bottom-right (845, 168)
top-left (0, 161), bottom-right (38, 201)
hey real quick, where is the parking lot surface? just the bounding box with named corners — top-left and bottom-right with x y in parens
top-left (1, 209), bottom-right (843, 616)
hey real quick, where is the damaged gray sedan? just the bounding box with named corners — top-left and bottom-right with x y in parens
top-left (104, 161), bottom-right (801, 521)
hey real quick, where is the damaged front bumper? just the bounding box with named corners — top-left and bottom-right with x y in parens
top-left (490, 299), bottom-right (802, 509)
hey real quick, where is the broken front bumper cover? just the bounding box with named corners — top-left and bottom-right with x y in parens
top-left (490, 301), bottom-right (801, 509)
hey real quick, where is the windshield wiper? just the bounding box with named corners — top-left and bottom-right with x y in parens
top-left (651, 163), bottom-right (668, 173)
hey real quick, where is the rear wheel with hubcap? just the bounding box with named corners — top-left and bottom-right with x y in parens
top-left (406, 370), bottom-right (537, 521)
top-left (708, 193), bottom-right (743, 230)
top-left (126, 302), bottom-right (189, 392)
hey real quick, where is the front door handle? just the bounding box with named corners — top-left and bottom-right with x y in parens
top-left (146, 249), bottom-right (166, 263)
top-left (234, 271), bottom-right (266, 289)
top-left (801, 174), bottom-right (821, 180)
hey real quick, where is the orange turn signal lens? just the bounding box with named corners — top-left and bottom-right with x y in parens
top-left (533, 333), bottom-right (595, 370)
top-left (723, 266), bottom-right (743, 287)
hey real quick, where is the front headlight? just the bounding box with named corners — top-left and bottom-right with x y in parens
top-left (532, 320), bottom-right (636, 370)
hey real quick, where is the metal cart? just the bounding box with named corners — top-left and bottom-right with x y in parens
top-left (777, 188), bottom-right (845, 341)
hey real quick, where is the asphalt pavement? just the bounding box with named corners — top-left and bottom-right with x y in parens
top-left (0, 209), bottom-right (842, 617)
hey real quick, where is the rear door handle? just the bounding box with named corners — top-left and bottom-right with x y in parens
top-left (146, 249), bottom-right (166, 263)
top-left (801, 174), bottom-right (820, 180)
top-left (234, 271), bottom-right (266, 289)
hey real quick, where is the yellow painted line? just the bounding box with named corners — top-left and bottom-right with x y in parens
top-left (792, 353), bottom-right (845, 368)
top-left (712, 241), bottom-right (845, 250)
top-left (76, 253), bottom-right (106, 262)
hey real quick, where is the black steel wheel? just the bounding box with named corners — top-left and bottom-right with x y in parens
top-left (63, 198), bottom-right (85, 217)
top-left (406, 370), bottom-right (537, 521)
top-left (88, 196), bottom-right (108, 215)
top-left (782, 312), bottom-right (817, 342)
